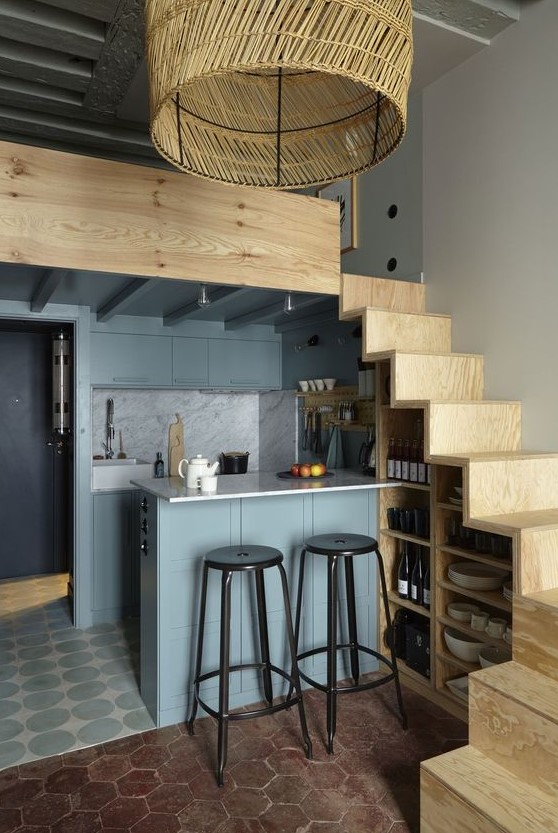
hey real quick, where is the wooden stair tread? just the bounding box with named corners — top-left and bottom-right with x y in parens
top-left (422, 746), bottom-right (556, 832)
top-left (428, 451), bottom-right (558, 469)
top-left (372, 349), bottom-right (485, 360)
top-left (469, 508), bottom-right (558, 532)
top-left (470, 661), bottom-right (558, 722)
top-left (524, 587), bottom-right (558, 609)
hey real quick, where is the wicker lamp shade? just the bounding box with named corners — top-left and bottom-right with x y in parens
top-left (145, 0), bottom-right (413, 189)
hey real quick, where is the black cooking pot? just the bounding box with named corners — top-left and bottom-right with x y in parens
top-left (220, 451), bottom-right (249, 474)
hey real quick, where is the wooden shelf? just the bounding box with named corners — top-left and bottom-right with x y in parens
top-left (437, 501), bottom-right (463, 512)
top-left (438, 579), bottom-right (512, 613)
top-left (438, 545), bottom-right (512, 571)
top-left (399, 662), bottom-right (432, 689)
top-left (381, 528), bottom-right (431, 548)
top-left (388, 481), bottom-right (430, 492)
top-left (436, 649), bottom-right (480, 675)
top-left (387, 590), bottom-right (431, 619)
top-left (437, 614), bottom-right (510, 644)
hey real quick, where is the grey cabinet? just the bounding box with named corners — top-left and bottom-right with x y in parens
top-left (91, 332), bottom-right (281, 390)
top-left (91, 333), bottom-right (173, 386)
top-left (92, 491), bottom-right (139, 621)
top-left (172, 337), bottom-right (209, 387)
top-left (208, 338), bottom-right (280, 389)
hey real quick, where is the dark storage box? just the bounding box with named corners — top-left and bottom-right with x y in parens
top-left (405, 620), bottom-right (430, 678)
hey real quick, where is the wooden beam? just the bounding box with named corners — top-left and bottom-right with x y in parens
top-left (224, 295), bottom-right (326, 330)
top-left (0, 0), bottom-right (105, 61)
top-left (163, 287), bottom-right (248, 326)
top-left (0, 141), bottom-right (340, 295)
top-left (96, 277), bottom-right (154, 322)
top-left (274, 304), bottom-right (339, 332)
top-left (0, 37), bottom-right (91, 93)
top-left (30, 267), bottom-right (64, 311)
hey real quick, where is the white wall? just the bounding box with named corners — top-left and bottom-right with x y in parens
top-left (423, 0), bottom-right (558, 449)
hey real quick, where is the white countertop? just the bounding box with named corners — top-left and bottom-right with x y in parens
top-left (130, 469), bottom-right (395, 502)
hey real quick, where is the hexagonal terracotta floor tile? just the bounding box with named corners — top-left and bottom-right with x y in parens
top-left (264, 774), bottom-right (310, 805)
top-left (223, 787), bottom-right (270, 818)
top-left (230, 760), bottom-right (274, 788)
top-left (340, 803), bottom-right (394, 833)
top-left (259, 802), bottom-right (309, 833)
top-left (266, 748), bottom-right (308, 777)
top-left (45, 766), bottom-right (90, 795)
top-left (88, 753), bottom-right (132, 782)
top-left (51, 809), bottom-right (101, 833)
top-left (301, 789), bottom-right (346, 822)
top-left (178, 798), bottom-right (228, 832)
top-left (71, 779), bottom-right (117, 811)
top-left (145, 782), bottom-right (193, 814)
top-left (303, 761), bottom-right (346, 790)
top-left (22, 792), bottom-right (71, 826)
top-left (99, 795), bottom-right (149, 828)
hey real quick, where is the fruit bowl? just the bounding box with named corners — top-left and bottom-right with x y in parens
top-left (276, 469), bottom-right (334, 480)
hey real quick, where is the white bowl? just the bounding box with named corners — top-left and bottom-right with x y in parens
top-left (447, 602), bottom-right (480, 623)
top-left (299, 380), bottom-right (309, 392)
top-left (479, 645), bottom-right (512, 668)
top-left (323, 378), bottom-right (337, 390)
top-left (444, 627), bottom-right (484, 664)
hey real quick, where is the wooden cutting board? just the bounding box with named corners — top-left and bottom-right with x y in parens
top-left (168, 413), bottom-right (184, 476)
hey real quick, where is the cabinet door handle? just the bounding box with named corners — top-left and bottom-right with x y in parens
top-left (141, 497), bottom-right (149, 512)
top-left (174, 377), bottom-right (206, 384)
top-left (229, 378), bottom-right (259, 385)
top-left (113, 376), bottom-right (150, 383)
top-left (140, 540), bottom-right (149, 556)
top-left (141, 519), bottom-right (149, 533)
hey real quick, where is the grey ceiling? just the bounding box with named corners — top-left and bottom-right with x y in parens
top-left (0, 0), bottom-right (520, 329)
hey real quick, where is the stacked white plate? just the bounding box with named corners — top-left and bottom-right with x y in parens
top-left (448, 562), bottom-right (510, 591)
top-left (502, 581), bottom-right (513, 601)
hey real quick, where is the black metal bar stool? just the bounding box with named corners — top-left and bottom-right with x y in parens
top-left (292, 533), bottom-right (407, 754)
top-left (187, 545), bottom-right (312, 786)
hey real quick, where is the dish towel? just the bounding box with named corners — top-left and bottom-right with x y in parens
top-left (326, 425), bottom-right (345, 469)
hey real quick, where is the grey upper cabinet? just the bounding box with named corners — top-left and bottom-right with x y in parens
top-left (172, 337), bottom-right (209, 387)
top-left (91, 331), bottom-right (281, 389)
top-left (208, 339), bottom-right (281, 389)
top-left (91, 333), bottom-right (173, 387)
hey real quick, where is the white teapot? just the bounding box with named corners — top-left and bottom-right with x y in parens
top-left (178, 455), bottom-right (218, 489)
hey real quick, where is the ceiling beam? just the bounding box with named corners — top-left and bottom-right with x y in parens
top-left (38, 0), bottom-right (119, 24)
top-left (0, 36), bottom-right (91, 92)
top-left (163, 287), bottom-right (248, 327)
top-left (30, 267), bottom-right (65, 311)
top-left (224, 295), bottom-right (325, 331)
top-left (83, 0), bottom-right (145, 115)
top-left (274, 304), bottom-right (339, 333)
top-left (414, 0), bottom-right (519, 41)
top-left (96, 277), bottom-right (154, 322)
top-left (0, 0), bottom-right (105, 61)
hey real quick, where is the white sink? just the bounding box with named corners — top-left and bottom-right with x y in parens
top-left (92, 458), bottom-right (153, 490)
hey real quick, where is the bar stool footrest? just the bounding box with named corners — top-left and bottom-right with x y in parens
top-left (297, 643), bottom-right (397, 695)
top-left (193, 662), bottom-right (303, 722)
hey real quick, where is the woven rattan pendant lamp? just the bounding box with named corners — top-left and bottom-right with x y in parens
top-left (145, 0), bottom-right (413, 189)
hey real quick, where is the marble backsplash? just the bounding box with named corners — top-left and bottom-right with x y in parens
top-left (92, 388), bottom-right (296, 473)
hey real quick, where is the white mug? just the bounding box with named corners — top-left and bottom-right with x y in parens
top-left (470, 611), bottom-right (489, 631)
top-left (486, 617), bottom-right (506, 639)
top-left (200, 475), bottom-right (218, 494)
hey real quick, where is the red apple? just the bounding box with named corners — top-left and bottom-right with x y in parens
top-left (290, 463), bottom-right (300, 477)
top-left (299, 464), bottom-right (312, 478)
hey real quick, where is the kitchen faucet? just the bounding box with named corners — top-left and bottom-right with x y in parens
top-left (103, 398), bottom-right (115, 459)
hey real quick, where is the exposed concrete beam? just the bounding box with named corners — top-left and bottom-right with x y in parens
top-left (30, 268), bottom-right (65, 311)
top-left (96, 277), bottom-right (154, 321)
top-left (414, 0), bottom-right (520, 40)
top-left (83, 0), bottom-right (145, 115)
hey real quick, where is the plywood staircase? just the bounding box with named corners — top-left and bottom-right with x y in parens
top-left (340, 273), bottom-right (558, 833)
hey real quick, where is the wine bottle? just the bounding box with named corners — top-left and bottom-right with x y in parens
top-left (387, 437), bottom-right (396, 479)
top-left (418, 438), bottom-right (426, 484)
top-left (409, 439), bottom-right (419, 483)
top-left (423, 560), bottom-right (431, 609)
top-left (394, 438), bottom-right (403, 480)
top-left (401, 439), bottom-right (411, 481)
top-left (410, 546), bottom-right (423, 605)
top-left (397, 543), bottom-right (410, 599)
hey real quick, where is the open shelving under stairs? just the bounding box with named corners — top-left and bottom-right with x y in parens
top-left (339, 272), bottom-right (558, 833)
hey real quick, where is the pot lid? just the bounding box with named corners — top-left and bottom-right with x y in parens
top-left (222, 451), bottom-right (249, 457)
top-left (190, 454), bottom-right (209, 464)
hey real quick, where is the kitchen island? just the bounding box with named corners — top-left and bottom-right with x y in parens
top-left (131, 470), bottom-right (395, 727)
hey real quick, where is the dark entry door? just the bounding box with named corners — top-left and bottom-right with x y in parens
top-left (0, 329), bottom-right (69, 580)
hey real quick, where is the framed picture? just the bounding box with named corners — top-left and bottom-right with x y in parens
top-left (318, 177), bottom-right (357, 253)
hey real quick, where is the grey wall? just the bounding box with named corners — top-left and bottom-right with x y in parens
top-left (422, 0), bottom-right (557, 449)
top-left (281, 318), bottom-right (362, 391)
